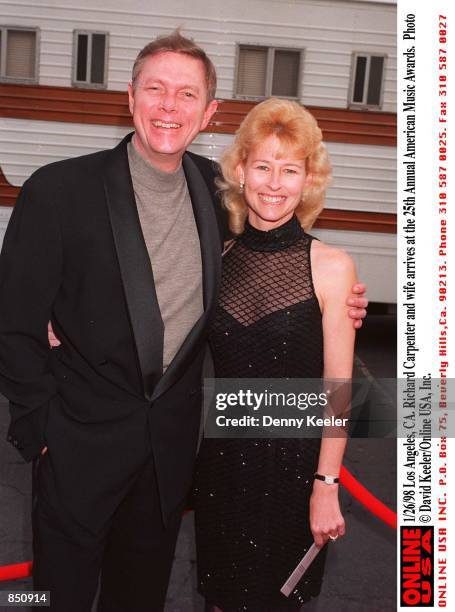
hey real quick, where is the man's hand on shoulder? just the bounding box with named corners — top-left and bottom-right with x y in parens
top-left (347, 283), bottom-right (368, 329)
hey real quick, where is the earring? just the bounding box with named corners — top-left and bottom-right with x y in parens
top-left (239, 181), bottom-right (244, 193)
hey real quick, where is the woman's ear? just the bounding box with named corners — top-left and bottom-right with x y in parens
top-left (304, 172), bottom-right (313, 189)
top-left (235, 164), bottom-right (245, 185)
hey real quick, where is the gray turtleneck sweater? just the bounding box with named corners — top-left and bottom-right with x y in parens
top-left (127, 140), bottom-right (203, 372)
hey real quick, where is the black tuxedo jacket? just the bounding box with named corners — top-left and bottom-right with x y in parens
top-left (0, 133), bottom-right (224, 529)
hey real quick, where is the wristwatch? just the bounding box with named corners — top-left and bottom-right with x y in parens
top-left (314, 473), bottom-right (339, 485)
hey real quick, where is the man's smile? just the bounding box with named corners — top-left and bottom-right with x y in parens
top-left (151, 120), bottom-right (182, 129)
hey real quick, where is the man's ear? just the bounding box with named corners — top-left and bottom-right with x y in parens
top-left (201, 99), bottom-right (219, 130)
top-left (127, 82), bottom-right (135, 116)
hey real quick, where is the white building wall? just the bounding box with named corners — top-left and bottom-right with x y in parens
top-left (312, 228), bottom-right (396, 303)
top-left (0, 0), bottom-right (396, 300)
top-left (0, 119), bottom-right (131, 186)
top-left (0, 117), bottom-right (396, 302)
top-left (0, 0), bottom-right (396, 110)
top-left (0, 208), bottom-right (12, 249)
top-left (0, 118), bottom-right (396, 216)
top-left (326, 142), bottom-right (396, 214)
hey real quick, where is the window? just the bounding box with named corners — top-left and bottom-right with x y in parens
top-left (0, 26), bottom-right (39, 82)
top-left (235, 45), bottom-right (302, 99)
top-left (73, 30), bottom-right (108, 88)
top-left (349, 53), bottom-right (386, 108)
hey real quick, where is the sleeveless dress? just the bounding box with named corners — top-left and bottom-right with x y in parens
top-left (193, 216), bottom-right (327, 611)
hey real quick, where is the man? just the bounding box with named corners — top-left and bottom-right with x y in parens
top-left (0, 31), bottom-right (366, 611)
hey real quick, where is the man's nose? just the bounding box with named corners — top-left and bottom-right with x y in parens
top-left (160, 92), bottom-right (177, 112)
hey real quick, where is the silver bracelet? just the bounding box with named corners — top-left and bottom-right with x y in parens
top-left (314, 473), bottom-right (339, 485)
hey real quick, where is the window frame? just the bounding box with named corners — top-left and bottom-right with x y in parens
top-left (72, 29), bottom-right (109, 89)
top-left (348, 51), bottom-right (387, 110)
top-left (234, 44), bottom-right (303, 101)
top-left (0, 25), bottom-right (40, 84)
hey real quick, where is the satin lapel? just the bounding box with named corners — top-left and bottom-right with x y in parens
top-left (103, 134), bottom-right (163, 401)
top-left (151, 153), bottom-right (222, 402)
top-left (184, 153), bottom-right (222, 312)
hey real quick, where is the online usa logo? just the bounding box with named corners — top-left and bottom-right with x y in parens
top-left (400, 527), bottom-right (434, 606)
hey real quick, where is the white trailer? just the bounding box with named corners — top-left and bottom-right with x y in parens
top-left (0, 0), bottom-right (397, 302)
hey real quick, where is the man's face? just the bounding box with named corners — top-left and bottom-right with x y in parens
top-left (128, 51), bottom-right (218, 172)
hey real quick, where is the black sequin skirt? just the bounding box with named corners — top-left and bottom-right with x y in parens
top-left (192, 438), bottom-right (327, 611)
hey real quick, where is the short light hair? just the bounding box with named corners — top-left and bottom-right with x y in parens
top-left (217, 98), bottom-right (331, 234)
top-left (132, 29), bottom-right (217, 103)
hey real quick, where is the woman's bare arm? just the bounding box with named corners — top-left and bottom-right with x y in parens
top-left (310, 241), bottom-right (357, 547)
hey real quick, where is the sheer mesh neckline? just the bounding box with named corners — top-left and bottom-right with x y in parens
top-left (217, 218), bottom-right (316, 327)
top-left (239, 215), bottom-right (305, 252)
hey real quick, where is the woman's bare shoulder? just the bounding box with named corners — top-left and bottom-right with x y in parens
top-left (311, 240), bottom-right (357, 309)
top-left (311, 239), bottom-right (355, 278)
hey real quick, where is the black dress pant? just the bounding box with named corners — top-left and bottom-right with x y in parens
top-left (32, 452), bottom-right (183, 612)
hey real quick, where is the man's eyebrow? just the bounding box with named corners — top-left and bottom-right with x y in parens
top-left (179, 84), bottom-right (200, 92)
top-left (141, 78), bottom-right (200, 91)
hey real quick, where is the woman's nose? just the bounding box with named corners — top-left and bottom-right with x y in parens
top-left (267, 169), bottom-right (281, 190)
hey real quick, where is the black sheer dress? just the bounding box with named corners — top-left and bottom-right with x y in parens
top-left (193, 216), bottom-right (327, 611)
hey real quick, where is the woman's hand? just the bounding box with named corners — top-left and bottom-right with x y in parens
top-left (309, 479), bottom-right (345, 548)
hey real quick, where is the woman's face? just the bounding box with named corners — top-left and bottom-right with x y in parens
top-left (238, 135), bottom-right (312, 231)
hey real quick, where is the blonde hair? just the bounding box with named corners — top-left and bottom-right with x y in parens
top-left (132, 29), bottom-right (217, 103)
top-left (218, 98), bottom-right (331, 234)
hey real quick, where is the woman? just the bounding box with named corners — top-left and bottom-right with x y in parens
top-left (192, 98), bottom-right (356, 611)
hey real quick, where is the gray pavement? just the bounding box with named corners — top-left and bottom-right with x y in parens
top-left (0, 312), bottom-right (397, 611)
